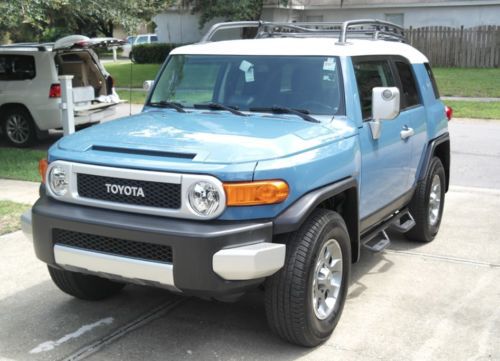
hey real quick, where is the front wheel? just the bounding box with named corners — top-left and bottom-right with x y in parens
top-left (48, 266), bottom-right (125, 301)
top-left (406, 157), bottom-right (446, 242)
top-left (265, 209), bottom-right (351, 347)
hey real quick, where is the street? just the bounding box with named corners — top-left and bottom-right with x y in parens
top-left (0, 118), bottom-right (499, 361)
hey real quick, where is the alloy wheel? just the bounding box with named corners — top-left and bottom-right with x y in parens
top-left (311, 238), bottom-right (343, 320)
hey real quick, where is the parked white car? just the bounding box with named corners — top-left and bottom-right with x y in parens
top-left (0, 35), bottom-right (122, 147)
top-left (121, 34), bottom-right (158, 59)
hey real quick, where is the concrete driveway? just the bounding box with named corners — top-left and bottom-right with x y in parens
top-left (0, 119), bottom-right (499, 360)
top-left (0, 103), bottom-right (142, 151)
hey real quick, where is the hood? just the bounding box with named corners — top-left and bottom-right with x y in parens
top-left (57, 109), bottom-right (357, 164)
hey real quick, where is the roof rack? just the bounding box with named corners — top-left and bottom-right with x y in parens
top-left (200, 19), bottom-right (406, 44)
top-left (0, 43), bottom-right (53, 51)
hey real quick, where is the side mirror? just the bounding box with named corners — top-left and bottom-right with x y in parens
top-left (143, 80), bottom-right (154, 92)
top-left (369, 87), bottom-right (400, 140)
top-left (372, 87), bottom-right (400, 120)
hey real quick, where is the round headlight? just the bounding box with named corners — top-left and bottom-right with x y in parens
top-left (188, 181), bottom-right (220, 216)
top-left (49, 166), bottom-right (68, 196)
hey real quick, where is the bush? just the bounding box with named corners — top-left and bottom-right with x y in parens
top-left (131, 43), bottom-right (183, 64)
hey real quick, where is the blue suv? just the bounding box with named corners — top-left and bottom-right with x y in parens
top-left (24, 20), bottom-right (451, 347)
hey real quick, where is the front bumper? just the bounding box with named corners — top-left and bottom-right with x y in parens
top-left (29, 195), bottom-right (285, 297)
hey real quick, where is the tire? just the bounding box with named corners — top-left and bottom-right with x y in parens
top-left (1, 107), bottom-right (37, 147)
top-left (406, 157), bottom-right (446, 242)
top-left (265, 209), bottom-right (351, 347)
top-left (48, 266), bottom-right (125, 301)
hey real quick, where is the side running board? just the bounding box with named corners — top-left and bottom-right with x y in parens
top-left (363, 230), bottom-right (390, 252)
top-left (362, 209), bottom-right (416, 252)
top-left (389, 211), bottom-right (416, 233)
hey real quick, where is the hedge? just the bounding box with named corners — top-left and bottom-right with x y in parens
top-left (131, 43), bottom-right (183, 64)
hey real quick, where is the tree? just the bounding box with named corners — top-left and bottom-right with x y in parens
top-left (0, 0), bottom-right (173, 42)
top-left (185, 0), bottom-right (265, 28)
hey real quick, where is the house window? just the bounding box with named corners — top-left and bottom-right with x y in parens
top-left (385, 13), bottom-right (404, 27)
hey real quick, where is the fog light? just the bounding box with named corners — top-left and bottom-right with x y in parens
top-left (49, 166), bottom-right (68, 196)
top-left (188, 181), bottom-right (220, 216)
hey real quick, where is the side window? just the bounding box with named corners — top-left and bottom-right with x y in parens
top-left (135, 36), bottom-right (148, 44)
top-left (394, 61), bottom-right (421, 109)
top-left (424, 63), bottom-right (440, 99)
top-left (0, 55), bottom-right (36, 81)
top-left (151, 36), bottom-right (158, 43)
top-left (353, 59), bottom-right (395, 120)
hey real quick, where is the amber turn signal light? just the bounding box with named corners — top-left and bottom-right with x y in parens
top-left (39, 159), bottom-right (48, 184)
top-left (223, 180), bottom-right (289, 206)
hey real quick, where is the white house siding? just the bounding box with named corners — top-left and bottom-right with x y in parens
top-left (154, 10), bottom-right (246, 44)
top-left (156, 2), bottom-right (500, 43)
top-left (298, 5), bottom-right (500, 28)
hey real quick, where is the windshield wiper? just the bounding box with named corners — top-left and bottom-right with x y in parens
top-left (193, 102), bottom-right (247, 117)
top-left (148, 101), bottom-right (186, 113)
top-left (249, 106), bottom-right (320, 123)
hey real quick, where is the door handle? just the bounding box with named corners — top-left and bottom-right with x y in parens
top-left (400, 126), bottom-right (414, 140)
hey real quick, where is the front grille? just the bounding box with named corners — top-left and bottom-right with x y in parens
top-left (53, 229), bottom-right (173, 263)
top-left (77, 173), bottom-right (181, 209)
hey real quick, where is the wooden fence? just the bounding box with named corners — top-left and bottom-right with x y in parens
top-left (407, 25), bottom-right (500, 68)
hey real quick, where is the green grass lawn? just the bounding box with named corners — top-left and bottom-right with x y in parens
top-left (0, 200), bottom-right (30, 235)
top-left (104, 62), bottom-right (161, 88)
top-left (433, 68), bottom-right (500, 98)
top-left (116, 89), bottom-right (147, 105)
top-left (0, 148), bottom-right (46, 182)
top-left (445, 101), bottom-right (500, 120)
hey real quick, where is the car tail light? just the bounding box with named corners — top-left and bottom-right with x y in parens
top-left (75, 40), bottom-right (89, 48)
top-left (109, 75), bottom-right (114, 87)
top-left (39, 159), bottom-right (48, 184)
top-left (445, 105), bottom-right (453, 121)
top-left (49, 83), bottom-right (61, 98)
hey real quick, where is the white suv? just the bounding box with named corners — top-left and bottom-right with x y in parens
top-left (0, 35), bottom-right (121, 147)
top-left (121, 34), bottom-right (158, 60)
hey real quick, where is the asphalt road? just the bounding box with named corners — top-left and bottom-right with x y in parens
top-left (449, 119), bottom-right (500, 189)
top-left (0, 118), bottom-right (499, 361)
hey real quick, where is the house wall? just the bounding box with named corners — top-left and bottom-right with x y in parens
top-left (154, 11), bottom-right (238, 44)
top-left (297, 4), bottom-right (500, 28)
top-left (156, 3), bottom-right (500, 43)
top-left (154, 11), bottom-right (207, 43)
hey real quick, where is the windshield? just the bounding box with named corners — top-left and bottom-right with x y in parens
top-left (149, 55), bottom-right (344, 116)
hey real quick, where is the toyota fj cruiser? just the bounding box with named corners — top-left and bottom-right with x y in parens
top-left (0, 35), bottom-right (122, 147)
top-left (23, 20), bottom-right (451, 347)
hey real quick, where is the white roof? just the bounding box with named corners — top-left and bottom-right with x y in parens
top-left (171, 38), bottom-right (428, 64)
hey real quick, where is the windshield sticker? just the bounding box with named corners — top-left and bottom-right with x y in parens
top-left (323, 58), bottom-right (336, 71)
top-left (239, 60), bottom-right (255, 82)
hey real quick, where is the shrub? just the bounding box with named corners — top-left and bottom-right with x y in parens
top-left (131, 43), bottom-right (183, 64)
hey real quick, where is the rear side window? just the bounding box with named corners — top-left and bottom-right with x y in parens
top-left (353, 59), bottom-right (395, 119)
top-left (151, 36), bottom-right (158, 42)
top-left (0, 55), bottom-right (36, 80)
top-left (394, 61), bottom-right (421, 109)
top-left (424, 63), bottom-right (440, 99)
top-left (136, 36), bottom-right (148, 44)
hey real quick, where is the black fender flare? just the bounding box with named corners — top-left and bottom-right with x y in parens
top-left (273, 177), bottom-right (360, 262)
top-left (418, 132), bottom-right (450, 191)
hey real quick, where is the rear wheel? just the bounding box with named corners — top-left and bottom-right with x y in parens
top-left (1, 107), bottom-right (37, 147)
top-left (406, 157), bottom-right (446, 242)
top-left (265, 209), bottom-right (351, 347)
top-left (48, 266), bottom-right (125, 301)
